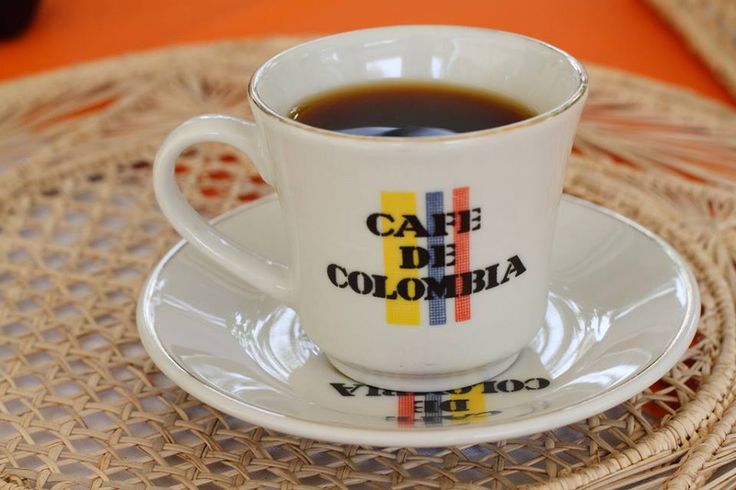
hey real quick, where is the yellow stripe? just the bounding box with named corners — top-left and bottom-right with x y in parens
top-left (382, 192), bottom-right (420, 325)
top-left (449, 384), bottom-right (487, 424)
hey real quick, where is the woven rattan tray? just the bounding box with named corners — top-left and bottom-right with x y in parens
top-left (0, 38), bottom-right (735, 489)
top-left (646, 0), bottom-right (736, 99)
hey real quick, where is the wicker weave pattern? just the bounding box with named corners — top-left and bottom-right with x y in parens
top-left (646, 0), bottom-right (736, 100)
top-left (0, 39), bottom-right (734, 488)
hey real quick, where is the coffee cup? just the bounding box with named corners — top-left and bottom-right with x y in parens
top-left (153, 26), bottom-right (587, 391)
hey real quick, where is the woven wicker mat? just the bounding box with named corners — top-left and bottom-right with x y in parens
top-left (646, 0), bottom-right (736, 100)
top-left (0, 38), bottom-right (735, 489)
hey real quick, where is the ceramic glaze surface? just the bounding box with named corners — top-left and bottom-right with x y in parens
top-left (153, 27), bottom-right (588, 390)
top-left (137, 195), bottom-right (699, 447)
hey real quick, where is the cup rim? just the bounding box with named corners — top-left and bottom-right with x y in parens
top-left (248, 25), bottom-right (588, 142)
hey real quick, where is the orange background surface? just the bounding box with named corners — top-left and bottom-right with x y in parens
top-left (0, 0), bottom-right (731, 104)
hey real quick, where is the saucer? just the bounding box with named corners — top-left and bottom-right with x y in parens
top-left (137, 195), bottom-right (699, 447)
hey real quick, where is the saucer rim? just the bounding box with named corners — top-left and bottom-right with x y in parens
top-left (137, 194), bottom-right (700, 448)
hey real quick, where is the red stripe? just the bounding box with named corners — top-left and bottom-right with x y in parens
top-left (397, 393), bottom-right (415, 425)
top-left (453, 187), bottom-right (471, 322)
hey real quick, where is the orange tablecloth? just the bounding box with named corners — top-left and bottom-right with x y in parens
top-left (0, 0), bottom-right (731, 104)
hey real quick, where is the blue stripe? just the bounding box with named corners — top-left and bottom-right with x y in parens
top-left (423, 392), bottom-right (443, 425)
top-left (426, 191), bottom-right (446, 326)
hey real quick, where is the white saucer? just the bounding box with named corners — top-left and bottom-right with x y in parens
top-left (137, 195), bottom-right (699, 447)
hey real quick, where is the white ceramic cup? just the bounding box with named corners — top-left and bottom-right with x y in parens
top-left (153, 26), bottom-right (588, 392)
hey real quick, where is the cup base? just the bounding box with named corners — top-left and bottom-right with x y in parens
top-left (327, 353), bottom-right (521, 392)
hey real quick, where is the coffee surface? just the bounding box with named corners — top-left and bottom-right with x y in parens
top-left (288, 81), bottom-right (535, 137)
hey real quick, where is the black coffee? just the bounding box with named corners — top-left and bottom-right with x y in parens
top-left (288, 81), bottom-right (535, 137)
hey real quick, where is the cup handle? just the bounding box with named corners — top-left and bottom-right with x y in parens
top-left (153, 114), bottom-right (292, 304)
